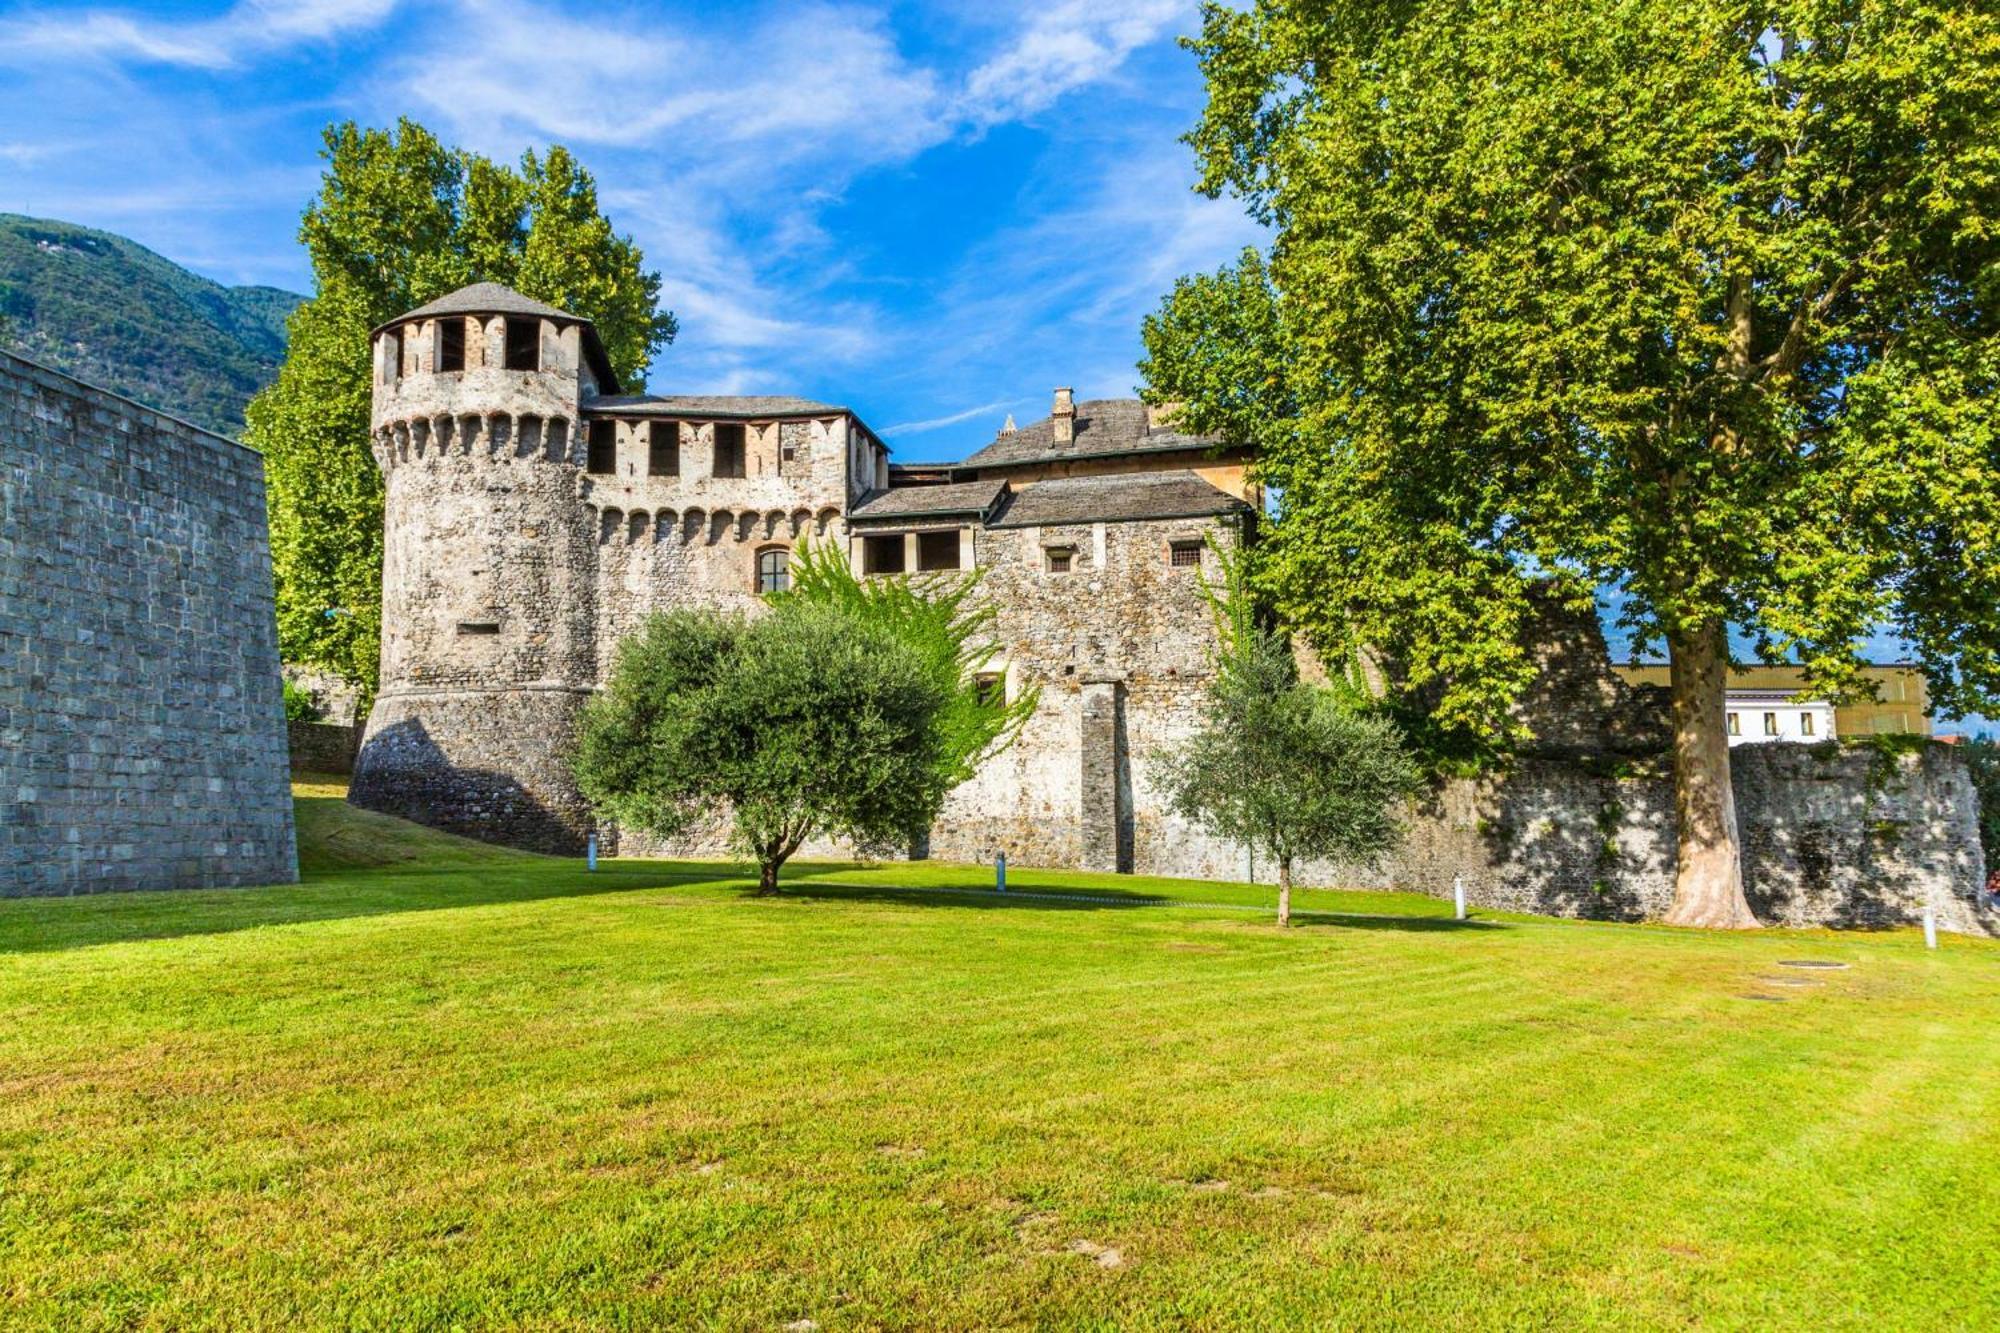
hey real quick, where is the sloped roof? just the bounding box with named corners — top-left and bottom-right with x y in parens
top-left (849, 480), bottom-right (1009, 523)
top-left (395, 282), bottom-right (580, 326)
top-left (960, 398), bottom-right (1231, 469)
top-left (590, 394), bottom-right (850, 419)
top-left (988, 470), bottom-right (1251, 528)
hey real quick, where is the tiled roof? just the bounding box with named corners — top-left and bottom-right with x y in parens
top-left (849, 480), bottom-right (1009, 522)
top-left (987, 471), bottom-right (1250, 527)
top-left (589, 394), bottom-right (851, 418)
top-left (959, 398), bottom-right (1229, 469)
top-left (392, 282), bottom-right (582, 326)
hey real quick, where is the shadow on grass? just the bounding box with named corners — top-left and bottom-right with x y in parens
top-left (0, 860), bottom-right (758, 957)
top-left (764, 877), bottom-right (1509, 931)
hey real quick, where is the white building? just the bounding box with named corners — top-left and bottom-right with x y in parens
top-left (1725, 690), bottom-right (1836, 746)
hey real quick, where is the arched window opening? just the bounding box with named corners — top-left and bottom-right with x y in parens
top-left (757, 546), bottom-right (790, 594)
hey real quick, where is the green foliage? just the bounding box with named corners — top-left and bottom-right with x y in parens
top-left (1146, 0), bottom-right (2000, 743)
top-left (281, 678), bottom-right (319, 722)
top-left (771, 541), bottom-right (1038, 782)
top-left (247, 120), bottom-right (677, 693)
top-left (574, 603), bottom-right (963, 890)
top-left (1158, 565), bottom-right (1422, 882)
top-left (1957, 736), bottom-right (2000, 874)
top-left (0, 214), bottom-right (301, 436)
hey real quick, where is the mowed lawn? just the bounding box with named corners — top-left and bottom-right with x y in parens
top-left (2, 781), bottom-right (1996, 1329)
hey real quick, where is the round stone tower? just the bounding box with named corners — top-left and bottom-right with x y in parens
top-left (348, 283), bottom-right (615, 852)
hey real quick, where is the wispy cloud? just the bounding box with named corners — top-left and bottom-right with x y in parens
top-left (881, 398), bottom-right (1026, 437)
top-left (0, 0), bottom-right (399, 70)
top-left (961, 0), bottom-right (1186, 124)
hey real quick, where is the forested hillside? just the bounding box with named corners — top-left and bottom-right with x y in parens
top-left (0, 215), bottom-right (303, 438)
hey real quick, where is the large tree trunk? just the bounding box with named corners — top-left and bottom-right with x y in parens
top-left (756, 857), bottom-right (781, 896)
top-left (1277, 854), bottom-right (1293, 928)
top-left (1663, 617), bottom-right (1760, 929)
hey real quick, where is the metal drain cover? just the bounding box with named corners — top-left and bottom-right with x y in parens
top-left (1777, 960), bottom-right (1850, 970)
top-left (1738, 994), bottom-right (1790, 1002)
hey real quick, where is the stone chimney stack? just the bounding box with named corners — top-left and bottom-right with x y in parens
top-left (1051, 387), bottom-right (1075, 446)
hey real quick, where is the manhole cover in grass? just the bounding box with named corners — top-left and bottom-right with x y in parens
top-left (1737, 994), bottom-right (1790, 1002)
top-left (1777, 960), bottom-right (1850, 970)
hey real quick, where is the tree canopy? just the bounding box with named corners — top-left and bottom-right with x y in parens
top-left (247, 119), bottom-right (676, 696)
top-left (1143, 0), bottom-right (2000, 926)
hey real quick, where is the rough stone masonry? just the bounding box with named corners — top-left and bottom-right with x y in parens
top-left (1, 350), bottom-right (296, 895)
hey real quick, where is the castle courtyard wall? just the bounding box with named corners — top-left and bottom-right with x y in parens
top-left (1, 351), bottom-right (296, 895)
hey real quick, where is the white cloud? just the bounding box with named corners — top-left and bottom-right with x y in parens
top-left (961, 0), bottom-right (1186, 125)
top-left (0, 0), bottom-right (400, 70)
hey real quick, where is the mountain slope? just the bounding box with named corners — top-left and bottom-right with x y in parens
top-left (0, 215), bottom-right (304, 439)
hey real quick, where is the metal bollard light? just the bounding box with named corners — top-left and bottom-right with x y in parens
top-left (1453, 874), bottom-right (1467, 921)
top-left (996, 852), bottom-right (1007, 893)
top-left (1923, 904), bottom-right (1937, 950)
top-left (587, 832), bottom-right (598, 872)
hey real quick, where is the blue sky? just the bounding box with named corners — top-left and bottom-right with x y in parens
top-left (0, 0), bottom-right (1261, 462)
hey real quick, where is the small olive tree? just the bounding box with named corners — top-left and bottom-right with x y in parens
top-left (574, 547), bottom-right (1032, 893)
top-left (1158, 565), bottom-right (1421, 925)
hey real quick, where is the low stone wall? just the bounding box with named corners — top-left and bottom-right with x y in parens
top-left (1282, 741), bottom-right (1992, 936)
top-left (288, 720), bottom-right (363, 776)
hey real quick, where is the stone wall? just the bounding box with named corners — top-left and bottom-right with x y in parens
top-left (288, 719), bottom-right (362, 776)
top-left (1, 350), bottom-right (296, 895)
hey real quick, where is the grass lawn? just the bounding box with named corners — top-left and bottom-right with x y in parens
top-left (2, 779), bottom-right (1996, 1328)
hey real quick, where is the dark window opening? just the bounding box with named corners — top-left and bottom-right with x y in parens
top-left (388, 328), bottom-right (404, 380)
top-left (712, 422), bottom-right (746, 478)
top-left (504, 318), bottom-right (540, 371)
top-left (1045, 547), bottom-right (1073, 574)
top-left (1169, 540), bottom-right (1203, 568)
top-left (457, 621), bottom-right (501, 636)
top-left (975, 673), bottom-right (1006, 708)
top-left (438, 317), bottom-right (465, 372)
top-left (587, 420), bottom-right (617, 475)
top-left (917, 530), bottom-right (962, 572)
top-left (863, 535), bottom-right (906, 575)
top-left (649, 421), bottom-right (680, 476)
top-left (757, 547), bottom-right (790, 594)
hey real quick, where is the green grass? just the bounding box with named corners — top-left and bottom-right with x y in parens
top-left (3, 783), bottom-right (1996, 1328)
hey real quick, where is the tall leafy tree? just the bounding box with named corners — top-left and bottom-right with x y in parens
top-left (247, 120), bottom-right (676, 696)
top-left (1143, 1), bottom-right (2000, 927)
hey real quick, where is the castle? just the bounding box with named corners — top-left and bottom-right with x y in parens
top-left (346, 283), bottom-right (1992, 933)
top-left (349, 282), bottom-right (1255, 870)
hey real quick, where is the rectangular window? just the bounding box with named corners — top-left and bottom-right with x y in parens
top-left (917, 530), bottom-right (961, 572)
top-left (438, 317), bottom-right (465, 373)
top-left (457, 621), bottom-right (500, 636)
top-left (1045, 547), bottom-right (1073, 574)
top-left (1726, 712), bottom-right (1740, 736)
top-left (1801, 712), bottom-right (1815, 736)
top-left (586, 420), bottom-right (617, 475)
top-left (1764, 712), bottom-right (1779, 736)
top-left (649, 421), bottom-right (679, 476)
top-left (712, 422), bottom-right (746, 478)
top-left (863, 534), bottom-right (906, 575)
top-left (388, 328), bottom-right (404, 381)
top-left (504, 318), bottom-right (540, 371)
top-left (1169, 540), bottom-right (1203, 568)
top-left (975, 673), bottom-right (1006, 708)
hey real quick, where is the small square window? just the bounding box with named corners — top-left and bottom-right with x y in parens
top-left (863, 534), bottom-right (906, 575)
top-left (974, 673), bottom-right (1006, 708)
top-left (917, 530), bottom-right (961, 572)
top-left (1045, 547), bottom-right (1073, 574)
top-left (586, 420), bottom-right (617, 475)
top-left (504, 318), bottom-right (540, 371)
top-left (1169, 540), bottom-right (1203, 568)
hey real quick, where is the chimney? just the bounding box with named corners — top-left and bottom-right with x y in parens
top-left (1001, 413), bottom-right (1016, 434)
top-left (1051, 387), bottom-right (1075, 446)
